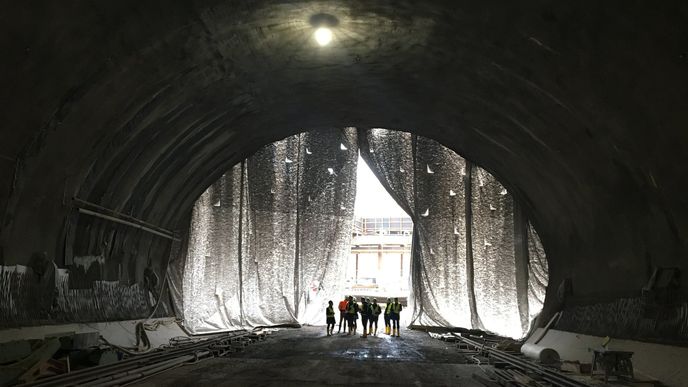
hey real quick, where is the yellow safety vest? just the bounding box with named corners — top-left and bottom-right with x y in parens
top-left (392, 302), bottom-right (402, 313)
top-left (384, 303), bottom-right (393, 315)
top-left (347, 301), bottom-right (356, 314)
top-left (372, 304), bottom-right (382, 316)
top-left (326, 306), bottom-right (335, 317)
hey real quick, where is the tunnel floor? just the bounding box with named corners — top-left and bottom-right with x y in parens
top-left (130, 326), bottom-right (486, 386)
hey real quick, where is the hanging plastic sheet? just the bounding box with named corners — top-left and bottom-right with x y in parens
top-left (527, 223), bottom-right (548, 322)
top-left (177, 127), bottom-right (547, 337)
top-left (360, 128), bottom-right (547, 338)
top-left (359, 129), bottom-right (472, 328)
top-left (179, 128), bottom-right (358, 333)
top-left (471, 166), bottom-right (521, 338)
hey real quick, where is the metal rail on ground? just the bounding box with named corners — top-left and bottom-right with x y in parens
top-left (452, 333), bottom-right (589, 387)
top-left (16, 330), bottom-right (257, 387)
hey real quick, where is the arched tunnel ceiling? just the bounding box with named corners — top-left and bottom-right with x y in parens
top-left (1, 0), bottom-right (688, 319)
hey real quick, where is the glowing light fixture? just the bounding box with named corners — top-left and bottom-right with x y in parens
top-left (314, 27), bottom-right (333, 46)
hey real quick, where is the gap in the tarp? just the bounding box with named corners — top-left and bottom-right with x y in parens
top-left (179, 129), bottom-right (548, 337)
top-left (341, 152), bottom-right (413, 326)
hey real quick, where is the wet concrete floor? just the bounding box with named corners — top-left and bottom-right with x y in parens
top-left (131, 326), bottom-right (489, 386)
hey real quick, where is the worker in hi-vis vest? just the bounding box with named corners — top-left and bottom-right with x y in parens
top-left (390, 297), bottom-right (403, 337)
top-left (326, 300), bottom-right (336, 336)
top-left (337, 296), bottom-right (348, 334)
top-left (346, 296), bottom-right (359, 335)
top-left (369, 298), bottom-right (382, 336)
top-left (383, 298), bottom-right (393, 335)
top-left (360, 297), bottom-right (370, 338)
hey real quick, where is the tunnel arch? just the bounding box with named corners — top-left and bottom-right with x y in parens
top-left (1, 1), bottom-right (687, 342)
top-left (179, 126), bottom-right (549, 337)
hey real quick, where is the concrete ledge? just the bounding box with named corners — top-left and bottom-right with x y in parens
top-left (527, 328), bottom-right (688, 386)
top-left (0, 317), bottom-right (187, 350)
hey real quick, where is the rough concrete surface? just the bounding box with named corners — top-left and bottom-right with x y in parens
top-left (130, 326), bottom-right (485, 386)
top-left (1, 0), bottom-right (688, 345)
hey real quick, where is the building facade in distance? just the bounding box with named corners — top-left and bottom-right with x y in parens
top-left (345, 216), bottom-right (412, 300)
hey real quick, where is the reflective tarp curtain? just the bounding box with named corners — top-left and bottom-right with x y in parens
top-left (174, 127), bottom-right (547, 337)
top-left (359, 128), bottom-right (548, 338)
top-left (471, 166), bottom-right (520, 337)
top-left (178, 128), bottom-right (358, 333)
top-left (527, 223), bottom-right (548, 322)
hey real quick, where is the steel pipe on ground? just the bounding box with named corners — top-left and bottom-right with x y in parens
top-left (521, 343), bottom-right (561, 364)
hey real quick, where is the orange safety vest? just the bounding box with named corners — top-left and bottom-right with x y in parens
top-left (391, 302), bottom-right (402, 313)
top-left (338, 300), bottom-right (348, 311)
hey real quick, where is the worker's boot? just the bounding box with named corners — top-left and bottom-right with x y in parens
top-left (396, 328), bottom-right (400, 337)
top-left (362, 327), bottom-right (367, 338)
top-left (385, 326), bottom-right (389, 335)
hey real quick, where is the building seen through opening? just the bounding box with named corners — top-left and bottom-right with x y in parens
top-left (346, 154), bottom-right (413, 314)
top-left (346, 215), bottom-right (413, 302)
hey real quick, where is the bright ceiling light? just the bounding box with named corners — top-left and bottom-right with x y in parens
top-left (314, 27), bottom-right (332, 46)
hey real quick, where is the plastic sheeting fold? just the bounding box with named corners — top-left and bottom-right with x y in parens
top-left (471, 166), bottom-right (520, 338)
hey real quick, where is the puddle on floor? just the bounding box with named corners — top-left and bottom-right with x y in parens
top-left (335, 348), bottom-right (425, 361)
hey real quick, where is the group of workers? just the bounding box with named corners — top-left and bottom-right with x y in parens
top-left (326, 296), bottom-right (403, 338)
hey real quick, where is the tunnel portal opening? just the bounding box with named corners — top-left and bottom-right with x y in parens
top-left (346, 153), bottom-right (413, 326)
top-left (177, 128), bottom-right (548, 338)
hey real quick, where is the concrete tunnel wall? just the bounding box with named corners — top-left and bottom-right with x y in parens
top-left (1, 1), bottom-right (687, 341)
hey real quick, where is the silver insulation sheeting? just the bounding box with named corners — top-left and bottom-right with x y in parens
top-left (176, 128), bottom-right (548, 337)
top-left (179, 128), bottom-right (358, 333)
top-left (360, 130), bottom-right (472, 328)
top-left (360, 129), bottom-right (547, 338)
top-left (471, 166), bottom-right (520, 338)
top-left (528, 223), bottom-right (549, 324)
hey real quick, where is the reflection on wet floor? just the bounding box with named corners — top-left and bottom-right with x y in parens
top-left (337, 347), bottom-right (425, 361)
top-left (307, 330), bottom-right (430, 361)
top-left (227, 326), bottom-right (463, 364)
top-left (129, 326), bottom-right (481, 387)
